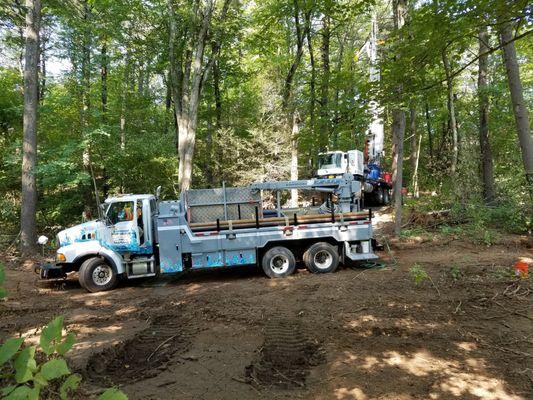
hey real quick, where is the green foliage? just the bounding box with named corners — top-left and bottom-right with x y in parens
top-left (0, 316), bottom-right (128, 400)
top-left (490, 266), bottom-right (516, 281)
top-left (98, 388), bottom-right (128, 400)
top-left (409, 264), bottom-right (430, 286)
top-left (449, 264), bottom-right (462, 282)
top-left (399, 227), bottom-right (429, 238)
top-left (0, 0), bottom-right (530, 242)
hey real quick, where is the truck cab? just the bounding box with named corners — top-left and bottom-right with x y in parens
top-left (41, 194), bottom-right (158, 292)
top-left (317, 150), bottom-right (364, 178)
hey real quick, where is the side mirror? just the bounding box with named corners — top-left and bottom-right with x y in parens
top-left (156, 185), bottom-right (162, 200)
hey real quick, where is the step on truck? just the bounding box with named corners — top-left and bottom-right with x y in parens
top-left (37, 174), bottom-right (379, 292)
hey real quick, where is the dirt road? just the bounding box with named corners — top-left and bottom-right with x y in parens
top-left (1, 233), bottom-right (532, 399)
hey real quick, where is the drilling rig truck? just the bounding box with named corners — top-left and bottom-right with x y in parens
top-left (37, 174), bottom-right (378, 292)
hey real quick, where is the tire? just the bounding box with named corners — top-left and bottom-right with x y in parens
top-left (382, 188), bottom-right (390, 205)
top-left (303, 242), bottom-right (339, 274)
top-left (79, 257), bottom-right (118, 292)
top-left (375, 187), bottom-right (384, 205)
top-left (261, 247), bottom-right (296, 278)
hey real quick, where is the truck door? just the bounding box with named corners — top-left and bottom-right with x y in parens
top-left (136, 199), bottom-right (154, 254)
top-left (105, 200), bottom-right (140, 253)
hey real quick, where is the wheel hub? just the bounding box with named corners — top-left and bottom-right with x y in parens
top-left (270, 255), bottom-right (289, 274)
top-left (314, 250), bottom-right (333, 270)
top-left (92, 265), bottom-right (112, 286)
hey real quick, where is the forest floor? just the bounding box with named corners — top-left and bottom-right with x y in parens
top-left (1, 210), bottom-right (532, 400)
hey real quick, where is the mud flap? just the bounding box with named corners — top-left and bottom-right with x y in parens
top-left (372, 238), bottom-right (384, 251)
top-left (35, 263), bottom-right (67, 280)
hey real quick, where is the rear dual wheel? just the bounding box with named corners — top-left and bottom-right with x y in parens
top-left (262, 246), bottom-right (296, 278)
top-left (303, 242), bottom-right (339, 274)
top-left (261, 242), bottom-right (340, 278)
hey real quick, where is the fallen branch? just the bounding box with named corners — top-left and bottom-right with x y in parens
top-left (493, 300), bottom-right (533, 321)
top-left (147, 334), bottom-right (177, 362)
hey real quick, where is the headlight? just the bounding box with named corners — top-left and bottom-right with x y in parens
top-left (56, 253), bottom-right (66, 262)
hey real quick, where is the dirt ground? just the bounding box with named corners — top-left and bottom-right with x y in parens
top-left (1, 215), bottom-right (532, 400)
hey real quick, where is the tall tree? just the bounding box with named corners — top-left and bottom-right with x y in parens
top-left (168, 0), bottom-right (230, 192)
top-left (442, 49), bottom-right (458, 174)
top-left (281, 0), bottom-right (309, 207)
top-left (499, 21), bottom-right (533, 186)
top-left (392, 0), bottom-right (406, 236)
top-left (477, 25), bottom-right (495, 204)
top-left (20, 0), bottom-right (41, 255)
top-left (424, 101), bottom-right (433, 160)
top-left (319, 14), bottom-right (330, 146)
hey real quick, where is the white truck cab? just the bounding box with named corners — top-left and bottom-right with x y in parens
top-left (317, 150), bottom-right (364, 178)
top-left (48, 194), bottom-right (158, 291)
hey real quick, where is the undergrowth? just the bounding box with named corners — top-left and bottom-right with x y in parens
top-left (0, 264), bottom-right (127, 400)
top-left (402, 194), bottom-right (531, 245)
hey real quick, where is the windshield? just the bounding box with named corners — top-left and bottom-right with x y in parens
top-left (106, 201), bottom-right (135, 225)
top-left (318, 153), bottom-right (342, 169)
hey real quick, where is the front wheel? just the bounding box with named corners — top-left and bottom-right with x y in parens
top-left (79, 257), bottom-right (118, 292)
top-left (303, 242), bottom-right (339, 273)
top-left (261, 247), bottom-right (296, 278)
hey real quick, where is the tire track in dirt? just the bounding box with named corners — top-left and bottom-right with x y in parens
top-left (85, 313), bottom-right (194, 385)
top-left (246, 315), bottom-right (325, 389)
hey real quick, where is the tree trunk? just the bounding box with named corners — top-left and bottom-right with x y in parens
top-left (412, 133), bottom-right (421, 199)
top-left (442, 50), bottom-right (458, 174)
top-left (120, 52), bottom-right (129, 152)
top-left (167, 0), bottom-right (182, 155)
top-left (392, 0), bottom-right (406, 237)
top-left (425, 101), bottom-right (433, 159)
top-left (21, 0), bottom-right (41, 255)
top-left (39, 32), bottom-right (46, 100)
top-left (332, 35), bottom-right (344, 147)
top-left (499, 21), bottom-right (533, 184)
top-left (282, 0), bottom-right (307, 110)
top-left (81, 0), bottom-right (91, 170)
top-left (178, 1), bottom-right (214, 192)
top-left (281, 1), bottom-right (308, 206)
top-left (305, 12), bottom-right (315, 136)
top-left (409, 105), bottom-right (416, 172)
top-left (478, 26), bottom-right (495, 204)
top-left (164, 70), bottom-right (172, 135)
top-left (101, 43), bottom-right (108, 121)
top-left (211, 52), bottom-right (222, 185)
top-left (319, 14), bottom-right (330, 147)
top-left (290, 111), bottom-right (300, 207)
top-left (392, 110), bottom-right (406, 234)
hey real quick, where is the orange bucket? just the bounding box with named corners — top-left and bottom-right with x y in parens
top-left (514, 260), bottom-right (529, 278)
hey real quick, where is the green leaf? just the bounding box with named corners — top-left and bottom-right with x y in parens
top-left (0, 287), bottom-right (6, 299)
top-left (32, 372), bottom-right (48, 387)
top-left (97, 388), bottom-right (128, 400)
top-left (40, 359), bottom-right (70, 380)
top-left (0, 337), bottom-right (24, 365)
top-left (14, 346), bottom-right (37, 383)
top-left (60, 374), bottom-right (82, 400)
top-left (3, 385), bottom-right (31, 400)
top-left (40, 316), bottom-right (64, 356)
top-left (27, 387), bottom-right (40, 400)
top-left (56, 333), bottom-right (75, 356)
top-left (1, 385), bottom-right (16, 396)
